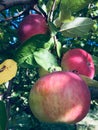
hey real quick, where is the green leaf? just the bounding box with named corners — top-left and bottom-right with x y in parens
top-left (0, 101), bottom-right (8, 130)
top-left (55, 40), bottom-right (62, 57)
top-left (60, 0), bottom-right (92, 13)
top-left (43, 37), bottom-right (54, 50)
top-left (60, 17), bottom-right (94, 37)
top-left (15, 41), bottom-right (36, 68)
top-left (34, 48), bottom-right (58, 71)
top-left (44, 37), bottom-right (61, 57)
top-left (54, 0), bottom-right (91, 27)
top-left (92, 55), bottom-right (98, 75)
top-left (15, 34), bottom-right (50, 68)
top-left (48, 21), bottom-right (58, 36)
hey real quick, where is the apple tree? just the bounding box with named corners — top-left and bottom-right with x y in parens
top-left (0, 0), bottom-right (98, 129)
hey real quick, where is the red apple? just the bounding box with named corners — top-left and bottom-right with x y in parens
top-left (29, 71), bottom-right (91, 123)
top-left (61, 48), bottom-right (95, 79)
top-left (18, 14), bottom-right (49, 42)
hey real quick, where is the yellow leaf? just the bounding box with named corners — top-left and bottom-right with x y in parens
top-left (0, 59), bottom-right (17, 85)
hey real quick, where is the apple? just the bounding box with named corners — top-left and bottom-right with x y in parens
top-left (18, 14), bottom-right (49, 42)
top-left (61, 48), bottom-right (95, 79)
top-left (29, 71), bottom-right (91, 123)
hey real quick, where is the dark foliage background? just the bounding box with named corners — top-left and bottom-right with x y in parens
top-left (0, 0), bottom-right (98, 130)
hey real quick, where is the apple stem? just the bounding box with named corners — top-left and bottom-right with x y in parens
top-left (80, 75), bottom-right (98, 88)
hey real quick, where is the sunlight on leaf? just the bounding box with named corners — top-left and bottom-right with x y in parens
top-left (55, 39), bottom-right (62, 57)
top-left (60, 0), bottom-right (92, 12)
top-left (60, 17), bottom-right (94, 37)
top-left (15, 34), bottom-right (50, 68)
top-left (34, 48), bottom-right (58, 71)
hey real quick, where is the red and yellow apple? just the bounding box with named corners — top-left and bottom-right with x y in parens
top-left (29, 71), bottom-right (91, 123)
top-left (18, 14), bottom-right (49, 42)
top-left (61, 48), bottom-right (95, 79)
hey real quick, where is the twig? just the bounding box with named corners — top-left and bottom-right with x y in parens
top-left (0, 8), bottom-right (29, 23)
top-left (0, 0), bottom-right (38, 12)
top-left (0, 3), bottom-right (46, 23)
top-left (48, 0), bottom-right (57, 22)
top-left (53, 35), bottom-right (57, 48)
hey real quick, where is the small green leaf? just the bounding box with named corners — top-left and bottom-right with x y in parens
top-left (34, 48), bottom-right (58, 71)
top-left (60, 17), bottom-right (94, 37)
top-left (55, 40), bottom-right (62, 57)
top-left (0, 101), bottom-right (8, 130)
top-left (43, 37), bottom-right (54, 50)
top-left (48, 21), bottom-right (58, 36)
top-left (92, 55), bottom-right (98, 75)
top-left (15, 42), bottom-right (36, 68)
top-left (44, 37), bottom-right (61, 57)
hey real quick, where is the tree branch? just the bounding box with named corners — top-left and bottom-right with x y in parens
top-left (0, 0), bottom-right (38, 12)
top-left (48, 0), bottom-right (57, 22)
top-left (0, 7), bottom-right (29, 23)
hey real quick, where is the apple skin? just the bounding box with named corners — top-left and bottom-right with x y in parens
top-left (61, 48), bottom-right (95, 79)
top-left (29, 71), bottom-right (91, 123)
top-left (18, 14), bottom-right (49, 42)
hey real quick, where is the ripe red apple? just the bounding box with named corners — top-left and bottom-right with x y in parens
top-left (61, 48), bottom-right (95, 79)
top-left (18, 14), bottom-right (49, 42)
top-left (29, 71), bottom-right (91, 123)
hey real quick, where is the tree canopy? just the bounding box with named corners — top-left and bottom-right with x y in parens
top-left (0, 0), bottom-right (98, 129)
